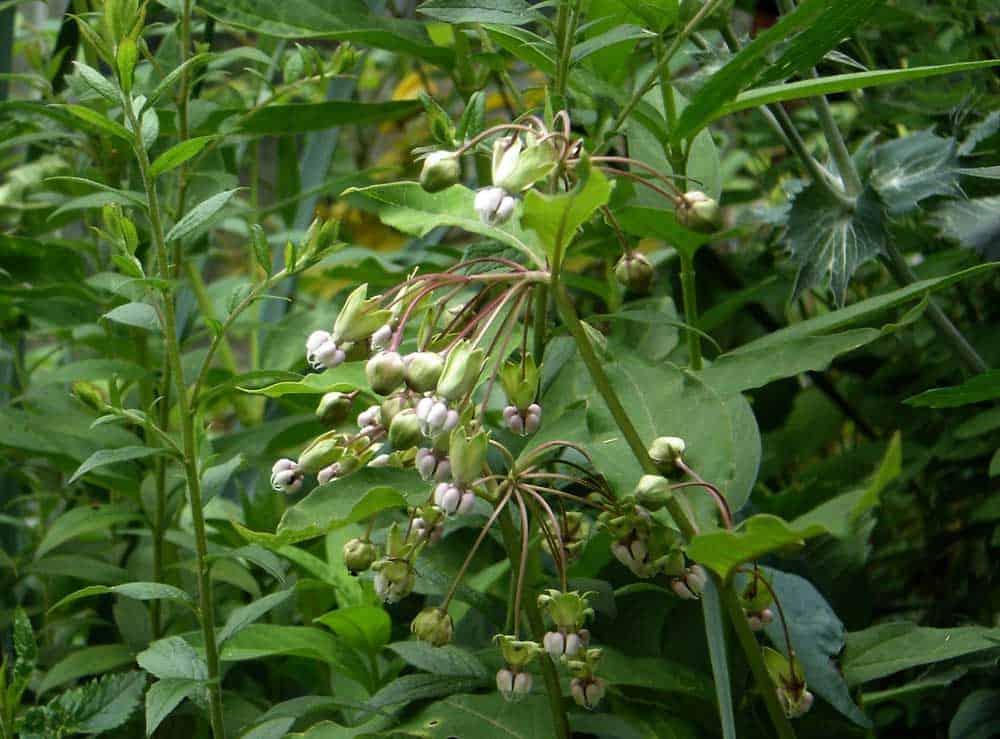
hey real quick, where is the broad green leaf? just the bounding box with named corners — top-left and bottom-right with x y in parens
top-left (364, 674), bottom-right (487, 712)
top-left (67, 446), bottom-right (166, 486)
top-left (619, 0), bottom-right (679, 33)
top-left (241, 362), bottom-right (368, 398)
top-left (201, 454), bottom-right (244, 505)
top-left (740, 263), bottom-right (1000, 351)
top-left (26, 555), bottom-right (128, 585)
top-left (137, 636), bottom-right (208, 681)
top-left (614, 205), bottom-right (714, 254)
top-left (391, 692), bottom-right (552, 737)
top-left (686, 514), bottom-right (826, 579)
top-left (57, 671), bottom-right (145, 733)
top-left (345, 183), bottom-right (546, 267)
top-left (72, 62), bottom-right (119, 102)
top-left (102, 302), bottom-right (162, 332)
top-left (870, 130), bottom-right (961, 215)
top-left (37, 644), bottom-right (134, 696)
top-left (758, 568), bottom-right (871, 727)
top-left (521, 165), bottom-right (612, 259)
top-left (237, 468), bottom-right (427, 547)
top-left (199, 0), bottom-right (452, 66)
top-left (36, 505), bottom-right (141, 558)
top-left (57, 104), bottom-right (132, 141)
top-left (597, 647), bottom-right (712, 698)
top-left (417, 0), bottom-right (536, 25)
top-left (314, 606), bottom-right (391, 654)
top-left (905, 371), bottom-right (1000, 408)
top-left (241, 100), bottom-right (421, 135)
top-left (165, 188), bottom-right (240, 242)
top-left (570, 24), bottom-right (652, 64)
top-left (34, 359), bottom-right (148, 385)
top-left (149, 136), bottom-right (216, 177)
top-left (387, 641), bottom-right (489, 678)
top-left (843, 623), bottom-right (1000, 686)
top-left (950, 690), bottom-right (1000, 739)
top-left (715, 61), bottom-right (1000, 125)
top-left (935, 195), bottom-right (1000, 259)
top-left (699, 328), bottom-right (881, 395)
top-left (50, 582), bottom-right (194, 612)
top-left (219, 589), bottom-right (295, 645)
top-left (145, 678), bottom-right (203, 737)
top-left (239, 717), bottom-right (298, 739)
top-left (787, 184), bottom-right (886, 305)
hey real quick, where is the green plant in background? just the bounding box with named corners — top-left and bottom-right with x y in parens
top-left (0, 0), bottom-right (999, 737)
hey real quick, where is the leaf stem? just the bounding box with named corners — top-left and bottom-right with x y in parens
top-left (679, 249), bottom-right (703, 370)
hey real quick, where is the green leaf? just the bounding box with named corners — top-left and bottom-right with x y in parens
top-left (56, 671), bottom-right (145, 733)
top-left (149, 136), bottom-right (216, 177)
top-left (905, 371), bottom-right (1000, 408)
top-left (36, 505), bottom-right (141, 558)
top-left (145, 678), bottom-right (204, 736)
top-left (12, 607), bottom-right (37, 693)
top-left (241, 100), bottom-right (421, 135)
top-left (238, 468), bottom-right (435, 547)
top-left (843, 623), bottom-right (1000, 686)
top-left (219, 589), bottom-right (295, 645)
top-left (701, 580), bottom-right (736, 739)
top-left (758, 568), bottom-right (871, 727)
top-left (199, 0), bottom-right (452, 66)
top-left (934, 195), bottom-right (1000, 259)
top-left (686, 514), bottom-right (826, 579)
top-left (102, 302), bottom-right (162, 332)
top-left (345, 182), bottom-right (546, 267)
top-left (387, 641), bottom-right (489, 678)
top-left (165, 189), bottom-right (240, 242)
top-left (72, 62), bottom-right (120, 103)
top-left (314, 606), bottom-right (391, 654)
top-left (700, 328), bottom-right (880, 396)
top-left (787, 184), bottom-right (886, 305)
top-left (870, 130), bottom-right (962, 215)
top-left (137, 636), bottom-right (208, 681)
top-left (57, 104), bottom-right (133, 141)
top-left (37, 644), bottom-right (134, 696)
top-left (950, 690), bottom-right (1000, 739)
top-left (521, 165), bottom-right (612, 258)
top-left (365, 674), bottom-right (487, 712)
top-left (240, 362), bottom-right (368, 398)
top-left (614, 205), bottom-right (713, 254)
top-left (417, 0), bottom-right (535, 25)
top-left (67, 446), bottom-right (166, 486)
top-left (34, 358), bottom-right (149, 386)
top-left (389, 692), bottom-right (552, 737)
top-left (27, 555), bottom-right (129, 585)
top-left (201, 454), bottom-right (244, 505)
top-left (597, 646), bottom-right (712, 698)
top-left (50, 582), bottom-right (193, 613)
top-left (715, 61), bottom-right (1000, 125)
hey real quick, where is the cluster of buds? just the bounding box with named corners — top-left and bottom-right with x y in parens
top-left (270, 458), bottom-right (303, 494)
top-left (614, 252), bottom-right (654, 294)
top-left (409, 505), bottom-right (445, 544)
top-left (538, 590), bottom-right (593, 660)
top-left (740, 568), bottom-right (776, 632)
top-left (499, 357), bottom-right (542, 436)
top-left (494, 635), bottom-right (541, 702)
top-left (599, 500), bottom-right (680, 579)
top-left (540, 511), bottom-right (590, 563)
top-left (763, 648), bottom-right (814, 719)
top-left (670, 563), bottom-right (709, 600)
top-left (566, 647), bottom-right (607, 711)
top-left (415, 447), bottom-right (450, 482)
top-left (371, 522), bottom-right (418, 603)
top-left (305, 284), bottom-right (392, 370)
top-left (475, 133), bottom-right (559, 225)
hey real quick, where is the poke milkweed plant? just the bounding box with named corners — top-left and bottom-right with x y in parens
top-left (1, 0), bottom-right (999, 737)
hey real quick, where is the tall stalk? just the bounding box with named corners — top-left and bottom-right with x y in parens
top-left (122, 96), bottom-right (227, 739)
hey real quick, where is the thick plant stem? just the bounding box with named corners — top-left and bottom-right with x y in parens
top-left (497, 509), bottom-right (570, 739)
top-left (679, 250), bottom-right (703, 370)
top-left (125, 100), bottom-right (227, 739)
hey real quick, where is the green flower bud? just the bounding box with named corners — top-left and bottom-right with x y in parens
top-left (677, 190), bottom-right (720, 233)
top-left (739, 570), bottom-right (774, 613)
top-left (763, 647), bottom-right (813, 718)
top-left (437, 340), bottom-right (484, 401)
top-left (647, 436), bottom-right (686, 471)
top-left (316, 391), bottom-right (352, 425)
top-left (614, 252), bottom-right (654, 294)
top-left (499, 355), bottom-right (541, 412)
top-left (389, 409), bottom-right (422, 450)
top-left (116, 37), bottom-right (138, 93)
top-left (411, 607), bottom-right (454, 647)
top-left (536, 589), bottom-right (594, 632)
top-left (404, 351), bottom-right (445, 393)
top-left (449, 426), bottom-right (489, 486)
top-left (299, 217), bottom-right (341, 265)
top-left (633, 474), bottom-right (672, 511)
top-left (366, 351), bottom-right (405, 395)
top-left (72, 381), bottom-right (107, 412)
top-left (332, 284), bottom-right (393, 344)
top-left (372, 558), bottom-right (415, 603)
top-left (419, 151), bottom-right (461, 193)
top-left (492, 137), bottom-right (557, 193)
top-left (494, 634), bottom-right (541, 670)
top-left (343, 537), bottom-right (377, 574)
top-left (298, 431), bottom-right (345, 473)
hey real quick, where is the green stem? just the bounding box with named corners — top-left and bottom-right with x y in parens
top-left (552, 0), bottom-right (571, 103)
top-left (679, 250), bottom-right (702, 370)
top-left (497, 508), bottom-right (570, 739)
top-left (124, 96), bottom-right (227, 739)
top-left (532, 284), bottom-right (548, 360)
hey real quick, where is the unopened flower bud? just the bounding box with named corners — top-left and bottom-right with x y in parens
top-left (368, 453), bottom-right (391, 468)
top-left (615, 252), bottom-right (654, 293)
top-left (571, 677), bottom-right (607, 710)
top-left (411, 607), bottom-right (454, 646)
top-left (366, 351), bottom-right (404, 395)
top-left (343, 537), bottom-right (377, 574)
top-left (270, 458), bottom-right (303, 494)
top-left (474, 186), bottom-right (517, 226)
top-left (496, 669), bottom-right (532, 702)
top-left (648, 436), bottom-right (686, 471)
top-left (415, 447), bottom-right (439, 480)
top-left (317, 462), bottom-right (342, 485)
top-left (457, 491), bottom-right (476, 515)
top-left (72, 381), bottom-right (107, 412)
top-left (404, 352), bottom-right (445, 393)
top-left (438, 340), bottom-right (484, 402)
top-left (677, 190), bottom-right (720, 233)
top-left (298, 433), bottom-right (343, 473)
top-left (633, 474), bottom-right (672, 511)
top-left (672, 564), bottom-right (708, 600)
top-left (316, 391), bottom-right (352, 425)
top-left (420, 151), bottom-right (461, 193)
top-left (434, 482), bottom-right (463, 516)
top-left (389, 409), bottom-right (422, 450)
top-left (306, 330), bottom-right (345, 370)
top-left (332, 284), bottom-right (393, 345)
top-left (372, 558), bottom-right (415, 603)
top-left (492, 137), bottom-right (556, 193)
top-left (524, 403), bottom-right (542, 434)
top-left (357, 405), bottom-right (382, 431)
top-left (370, 323), bottom-right (393, 352)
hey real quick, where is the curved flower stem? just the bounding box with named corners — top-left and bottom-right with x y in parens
top-left (441, 484), bottom-right (513, 609)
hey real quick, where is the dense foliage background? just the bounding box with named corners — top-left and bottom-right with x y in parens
top-left (1, 0), bottom-right (999, 737)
